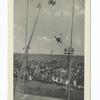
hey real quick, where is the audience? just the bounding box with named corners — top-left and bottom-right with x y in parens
top-left (14, 58), bottom-right (84, 89)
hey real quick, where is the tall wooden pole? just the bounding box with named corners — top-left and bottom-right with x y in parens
top-left (14, 0), bottom-right (29, 98)
top-left (67, 0), bottom-right (75, 100)
top-left (14, 3), bottom-right (42, 100)
top-left (23, 0), bottom-right (29, 95)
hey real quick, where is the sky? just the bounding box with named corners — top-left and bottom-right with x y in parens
top-left (14, 0), bottom-right (85, 55)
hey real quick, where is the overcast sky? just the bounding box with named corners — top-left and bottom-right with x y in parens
top-left (14, 0), bottom-right (84, 55)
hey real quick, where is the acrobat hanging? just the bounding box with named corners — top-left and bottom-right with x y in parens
top-left (48, 0), bottom-right (56, 6)
top-left (54, 35), bottom-right (63, 46)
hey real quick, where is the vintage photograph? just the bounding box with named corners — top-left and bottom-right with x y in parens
top-left (14, 0), bottom-right (84, 100)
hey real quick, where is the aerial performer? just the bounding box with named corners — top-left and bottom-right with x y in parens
top-left (54, 35), bottom-right (63, 46)
top-left (48, 0), bottom-right (56, 6)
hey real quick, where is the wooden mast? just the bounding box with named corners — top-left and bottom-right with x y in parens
top-left (67, 0), bottom-right (75, 100)
top-left (14, 2), bottom-right (42, 100)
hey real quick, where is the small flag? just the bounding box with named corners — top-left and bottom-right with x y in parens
top-left (48, 0), bottom-right (56, 6)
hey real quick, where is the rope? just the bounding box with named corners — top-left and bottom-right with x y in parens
top-left (27, 4), bottom-right (41, 49)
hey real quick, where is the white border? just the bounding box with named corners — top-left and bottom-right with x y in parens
top-left (0, 0), bottom-right (94, 100)
top-left (91, 0), bottom-right (100, 100)
top-left (0, 0), bottom-right (8, 100)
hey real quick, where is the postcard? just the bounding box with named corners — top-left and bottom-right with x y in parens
top-left (8, 0), bottom-right (90, 100)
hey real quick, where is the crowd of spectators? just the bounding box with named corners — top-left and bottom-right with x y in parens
top-left (14, 57), bottom-right (84, 89)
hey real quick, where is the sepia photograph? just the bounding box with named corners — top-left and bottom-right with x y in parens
top-left (14, 0), bottom-right (85, 100)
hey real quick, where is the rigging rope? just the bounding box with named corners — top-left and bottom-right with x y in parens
top-left (27, 3), bottom-right (41, 49)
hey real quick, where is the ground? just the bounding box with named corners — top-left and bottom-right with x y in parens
top-left (14, 80), bottom-right (84, 100)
